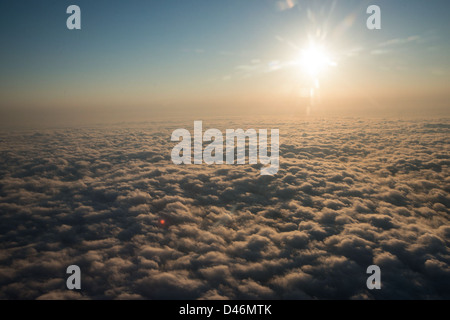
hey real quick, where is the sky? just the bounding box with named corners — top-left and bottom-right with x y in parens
top-left (0, 0), bottom-right (449, 123)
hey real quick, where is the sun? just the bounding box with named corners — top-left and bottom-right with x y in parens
top-left (299, 43), bottom-right (335, 77)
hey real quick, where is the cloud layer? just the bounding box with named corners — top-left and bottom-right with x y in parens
top-left (0, 117), bottom-right (449, 299)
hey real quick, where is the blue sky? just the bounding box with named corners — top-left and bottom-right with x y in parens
top-left (1, 0), bottom-right (449, 117)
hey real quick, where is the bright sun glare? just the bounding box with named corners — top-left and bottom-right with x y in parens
top-left (299, 44), bottom-right (336, 77)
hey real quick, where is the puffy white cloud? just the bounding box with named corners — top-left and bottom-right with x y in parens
top-left (0, 117), bottom-right (448, 299)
